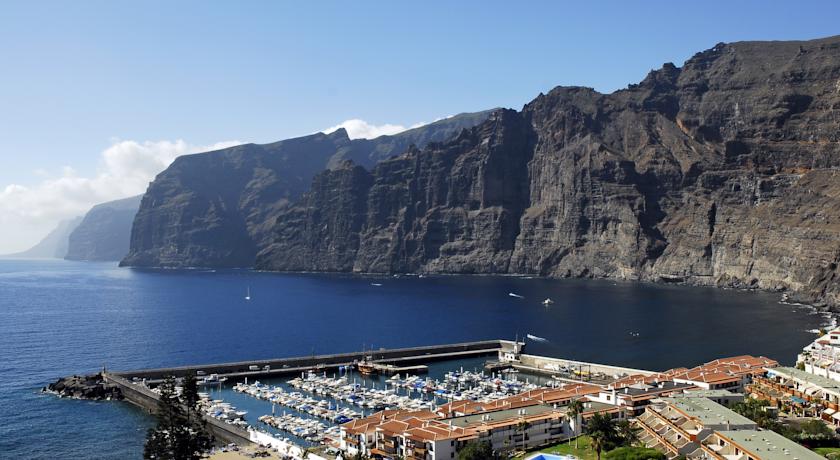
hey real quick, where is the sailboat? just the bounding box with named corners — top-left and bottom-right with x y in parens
top-left (245, 286), bottom-right (251, 301)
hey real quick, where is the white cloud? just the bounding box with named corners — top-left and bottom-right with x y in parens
top-left (323, 119), bottom-right (411, 139)
top-left (0, 139), bottom-right (240, 254)
top-left (323, 118), bottom-right (439, 140)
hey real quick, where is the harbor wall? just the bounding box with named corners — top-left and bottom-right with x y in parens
top-left (104, 373), bottom-right (159, 414)
top-left (113, 340), bottom-right (511, 381)
top-left (103, 373), bottom-right (252, 446)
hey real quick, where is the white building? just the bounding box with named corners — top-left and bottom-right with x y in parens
top-left (798, 329), bottom-right (840, 382)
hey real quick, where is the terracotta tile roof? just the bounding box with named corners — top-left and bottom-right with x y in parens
top-left (664, 355), bottom-right (778, 384)
top-left (377, 419), bottom-right (412, 435)
top-left (520, 383), bottom-right (602, 403)
top-left (611, 373), bottom-right (670, 388)
top-left (403, 420), bottom-right (473, 442)
top-left (342, 409), bottom-right (436, 435)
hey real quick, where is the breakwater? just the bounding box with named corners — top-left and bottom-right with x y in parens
top-left (111, 339), bottom-right (513, 382)
top-left (81, 340), bottom-right (517, 447)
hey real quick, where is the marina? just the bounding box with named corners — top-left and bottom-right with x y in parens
top-left (98, 337), bottom-right (710, 458)
top-left (94, 332), bottom-right (819, 460)
top-left (101, 340), bottom-right (525, 446)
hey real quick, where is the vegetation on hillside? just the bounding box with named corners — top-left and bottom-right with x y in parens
top-left (604, 446), bottom-right (666, 460)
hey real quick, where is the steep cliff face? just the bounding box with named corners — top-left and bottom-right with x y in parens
top-left (122, 111), bottom-right (492, 268)
top-left (122, 130), bottom-right (353, 268)
top-left (65, 195), bottom-right (143, 261)
top-left (260, 110), bottom-right (534, 273)
top-left (257, 36), bottom-right (840, 308)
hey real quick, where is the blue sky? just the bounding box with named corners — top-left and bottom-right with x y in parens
top-left (0, 0), bottom-right (838, 252)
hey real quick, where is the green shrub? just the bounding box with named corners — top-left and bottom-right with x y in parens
top-left (604, 446), bottom-right (666, 460)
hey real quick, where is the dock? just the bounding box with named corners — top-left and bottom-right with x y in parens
top-left (100, 340), bottom-right (520, 445)
top-left (365, 363), bottom-right (428, 375)
top-left (111, 339), bottom-right (511, 382)
top-left (93, 339), bottom-right (656, 448)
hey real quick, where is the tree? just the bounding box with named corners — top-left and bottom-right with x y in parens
top-left (794, 419), bottom-right (837, 445)
top-left (604, 447), bottom-right (666, 460)
top-left (458, 441), bottom-right (495, 460)
top-left (585, 413), bottom-right (619, 460)
top-left (616, 419), bottom-right (640, 447)
top-left (568, 398), bottom-right (585, 448)
top-left (732, 398), bottom-right (781, 431)
top-left (516, 419), bottom-right (531, 452)
top-left (144, 375), bottom-right (212, 460)
top-left (181, 373), bottom-right (199, 411)
top-left (144, 376), bottom-right (181, 459)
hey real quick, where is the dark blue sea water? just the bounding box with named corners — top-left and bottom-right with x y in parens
top-left (0, 259), bottom-right (826, 459)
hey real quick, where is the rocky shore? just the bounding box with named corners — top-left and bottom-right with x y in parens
top-left (44, 373), bottom-right (123, 401)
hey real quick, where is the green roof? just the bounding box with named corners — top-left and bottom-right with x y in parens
top-left (662, 396), bottom-right (756, 428)
top-left (717, 429), bottom-right (823, 460)
top-left (447, 404), bottom-right (557, 428)
top-left (769, 367), bottom-right (840, 391)
top-left (681, 389), bottom-right (741, 398)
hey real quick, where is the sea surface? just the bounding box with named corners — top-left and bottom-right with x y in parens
top-left (0, 259), bottom-right (828, 459)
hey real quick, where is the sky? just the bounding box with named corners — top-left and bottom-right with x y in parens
top-left (0, 0), bottom-right (838, 253)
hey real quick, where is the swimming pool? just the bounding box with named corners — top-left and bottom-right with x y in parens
top-left (525, 454), bottom-right (576, 460)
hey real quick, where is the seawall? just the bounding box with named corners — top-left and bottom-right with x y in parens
top-left (112, 339), bottom-right (512, 381)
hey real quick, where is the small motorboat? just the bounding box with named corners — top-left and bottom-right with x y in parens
top-left (542, 298), bottom-right (554, 306)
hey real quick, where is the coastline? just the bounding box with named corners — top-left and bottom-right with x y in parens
top-left (128, 262), bottom-right (839, 315)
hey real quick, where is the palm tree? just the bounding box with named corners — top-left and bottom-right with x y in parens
top-left (616, 419), bottom-right (639, 447)
top-left (516, 419), bottom-right (531, 452)
top-left (584, 412), bottom-right (617, 460)
top-left (568, 398), bottom-right (584, 448)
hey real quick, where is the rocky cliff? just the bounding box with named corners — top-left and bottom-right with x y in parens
top-left (65, 195), bottom-right (143, 261)
top-left (257, 36), bottom-right (840, 308)
top-left (121, 111), bottom-right (492, 268)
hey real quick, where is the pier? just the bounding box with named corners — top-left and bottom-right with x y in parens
top-left (111, 339), bottom-right (512, 381)
top-left (100, 340), bottom-right (519, 446)
top-left (93, 339), bottom-right (657, 449)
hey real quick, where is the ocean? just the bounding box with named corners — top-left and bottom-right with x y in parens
top-left (0, 259), bottom-right (826, 459)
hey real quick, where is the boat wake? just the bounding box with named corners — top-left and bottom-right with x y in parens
top-left (508, 292), bottom-right (524, 299)
top-left (526, 333), bottom-right (548, 343)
